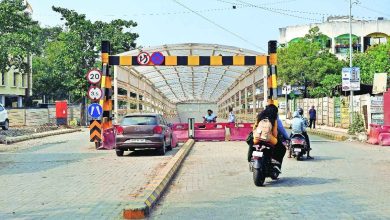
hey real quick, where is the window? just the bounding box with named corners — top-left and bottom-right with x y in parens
top-left (371, 37), bottom-right (387, 45)
top-left (1, 72), bottom-right (5, 85)
top-left (121, 116), bottom-right (157, 126)
top-left (118, 88), bottom-right (127, 95)
top-left (22, 74), bottom-right (26, 87)
top-left (13, 72), bottom-right (17, 87)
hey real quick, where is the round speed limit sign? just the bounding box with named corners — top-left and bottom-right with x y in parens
top-left (86, 69), bottom-right (102, 84)
top-left (87, 86), bottom-right (103, 100)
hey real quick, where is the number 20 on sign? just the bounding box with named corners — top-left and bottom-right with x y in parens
top-left (86, 69), bottom-right (102, 84)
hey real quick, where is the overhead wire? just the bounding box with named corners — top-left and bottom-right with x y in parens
top-left (33, 6), bottom-right (250, 18)
top-left (173, 0), bottom-right (267, 52)
top-left (217, 0), bottom-right (298, 6)
top-left (357, 4), bottom-right (390, 18)
top-left (235, 0), bottom-right (323, 22)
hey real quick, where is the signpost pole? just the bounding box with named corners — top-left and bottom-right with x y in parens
top-left (114, 65), bottom-right (118, 124)
top-left (285, 86), bottom-right (288, 119)
top-left (349, 0), bottom-right (354, 124)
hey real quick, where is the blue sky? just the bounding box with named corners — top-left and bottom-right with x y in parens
top-left (29, 0), bottom-right (390, 53)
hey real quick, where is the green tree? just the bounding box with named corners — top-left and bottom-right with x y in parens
top-left (33, 7), bottom-right (139, 100)
top-left (352, 41), bottom-right (390, 84)
top-left (278, 27), bottom-right (344, 98)
top-left (33, 6), bottom-right (138, 123)
top-left (0, 0), bottom-right (41, 94)
top-left (310, 74), bottom-right (341, 97)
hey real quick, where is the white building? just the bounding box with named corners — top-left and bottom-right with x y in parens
top-left (279, 16), bottom-right (390, 58)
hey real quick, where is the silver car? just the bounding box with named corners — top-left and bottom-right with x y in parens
top-left (0, 103), bottom-right (9, 130)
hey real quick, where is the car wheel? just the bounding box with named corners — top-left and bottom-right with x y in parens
top-left (2, 120), bottom-right (9, 130)
top-left (166, 136), bottom-right (173, 151)
top-left (157, 141), bottom-right (166, 156)
top-left (116, 150), bottom-right (124, 157)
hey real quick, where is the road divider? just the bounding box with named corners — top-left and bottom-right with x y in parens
top-left (1, 128), bottom-right (82, 144)
top-left (122, 139), bottom-right (195, 219)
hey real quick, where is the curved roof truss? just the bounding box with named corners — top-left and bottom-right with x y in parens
top-left (117, 43), bottom-right (264, 103)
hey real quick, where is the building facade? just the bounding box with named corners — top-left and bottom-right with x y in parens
top-left (279, 16), bottom-right (390, 58)
top-left (0, 0), bottom-right (33, 107)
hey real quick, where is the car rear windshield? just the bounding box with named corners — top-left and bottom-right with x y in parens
top-left (121, 116), bottom-right (157, 125)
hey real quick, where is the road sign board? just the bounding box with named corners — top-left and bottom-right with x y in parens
top-left (151, 52), bottom-right (164, 65)
top-left (89, 120), bottom-right (102, 142)
top-left (86, 69), bottom-right (102, 84)
top-left (88, 103), bottom-right (103, 118)
top-left (137, 52), bottom-right (150, 65)
top-left (282, 85), bottom-right (291, 95)
top-left (342, 67), bottom-right (360, 91)
top-left (87, 86), bottom-right (103, 100)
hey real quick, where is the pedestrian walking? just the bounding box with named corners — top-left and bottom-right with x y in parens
top-left (309, 106), bottom-right (316, 129)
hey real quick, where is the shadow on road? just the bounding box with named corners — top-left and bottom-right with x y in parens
top-left (125, 147), bottom-right (179, 157)
top-left (294, 155), bottom-right (344, 162)
top-left (269, 176), bottom-right (338, 187)
top-left (0, 152), bottom-right (99, 175)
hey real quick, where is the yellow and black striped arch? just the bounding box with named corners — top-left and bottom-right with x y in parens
top-left (108, 55), bottom-right (277, 66)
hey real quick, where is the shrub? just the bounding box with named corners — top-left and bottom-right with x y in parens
top-left (348, 113), bottom-right (366, 135)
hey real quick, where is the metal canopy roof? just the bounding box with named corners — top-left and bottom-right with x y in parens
top-left (118, 43), bottom-right (264, 103)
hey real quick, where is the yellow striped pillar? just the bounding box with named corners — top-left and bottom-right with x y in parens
top-left (267, 40), bottom-right (278, 106)
top-left (101, 41), bottom-right (113, 130)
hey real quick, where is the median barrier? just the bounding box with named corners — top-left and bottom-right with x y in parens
top-left (229, 123), bottom-right (253, 141)
top-left (194, 123), bottom-right (226, 141)
top-left (171, 123), bottom-right (189, 146)
top-left (101, 127), bottom-right (116, 150)
top-left (367, 124), bottom-right (382, 145)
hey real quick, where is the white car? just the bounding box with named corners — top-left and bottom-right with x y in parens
top-left (0, 103), bottom-right (9, 130)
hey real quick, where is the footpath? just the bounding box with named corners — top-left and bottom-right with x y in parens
top-left (282, 120), bottom-right (349, 141)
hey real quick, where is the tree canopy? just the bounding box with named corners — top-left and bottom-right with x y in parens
top-left (278, 27), bottom-right (344, 98)
top-left (352, 41), bottom-right (390, 84)
top-left (0, 0), bottom-right (40, 78)
top-left (32, 6), bottom-right (139, 102)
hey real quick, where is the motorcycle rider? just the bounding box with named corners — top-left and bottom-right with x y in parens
top-left (290, 108), bottom-right (313, 159)
top-left (248, 104), bottom-right (288, 172)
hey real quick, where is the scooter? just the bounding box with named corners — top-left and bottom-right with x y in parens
top-left (289, 133), bottom-right (308, 161)
top-left (250, 144), bottom-right (281, 186)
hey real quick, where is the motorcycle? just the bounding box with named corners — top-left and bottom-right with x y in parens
top-left (249, 144), bottom-right (281, 186)
top-left (289, 133), bottom-right (308, 161)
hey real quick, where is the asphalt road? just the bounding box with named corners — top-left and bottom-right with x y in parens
top-left (0, 130), bottom-right (179, 219)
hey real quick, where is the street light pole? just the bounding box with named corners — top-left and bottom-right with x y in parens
top-left (349, 0), bottom-right (354, 124)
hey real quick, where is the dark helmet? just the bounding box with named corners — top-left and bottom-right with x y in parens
top-left (298, 108), bottom-right (303, 115)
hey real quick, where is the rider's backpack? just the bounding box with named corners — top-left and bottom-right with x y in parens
top-left (256, 118), bottom-right (273, 142)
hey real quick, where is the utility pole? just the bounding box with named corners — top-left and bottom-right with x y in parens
top-left (283, 84), bottom-right (289, 119)
top-left (349, 0), bottom-right (354, 124)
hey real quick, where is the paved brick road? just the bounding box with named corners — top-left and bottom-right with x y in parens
top-left (0, 129), bottom-right (178, 219)
top-left (151, 135), bottom-right (390, 219)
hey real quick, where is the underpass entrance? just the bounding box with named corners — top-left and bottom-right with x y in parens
top-left (89, 41), bottom-right (278, 147)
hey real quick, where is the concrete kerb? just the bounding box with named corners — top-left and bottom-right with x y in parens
top-left (282, 123), bottom-right (348, 141)
top-left (122, 139), bottom-right (196, 219)
top-left (306, 129), bottom-right (349, 141)
top-left (2, 128), bottom-right (82, 144)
